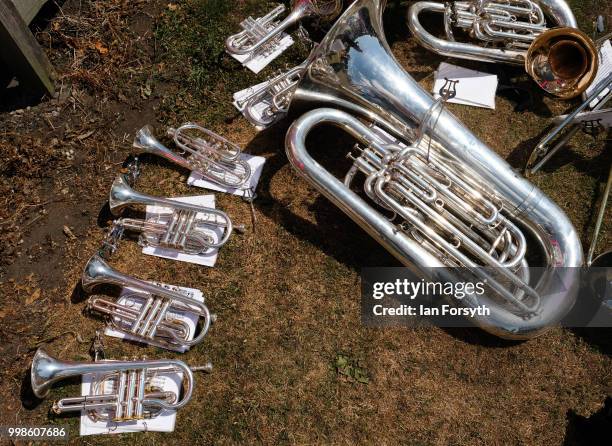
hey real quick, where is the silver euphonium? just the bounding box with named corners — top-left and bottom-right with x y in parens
top-left (236, 60), bottom-right (309, 128)
top-left (285, 0), bottom-right (583, 339)
top-left (109, 174), bottom-right (236, 254)
top-left (31, 348), bottom-right (210, 421)
top-left (225, 0), bottom-right (342, 57)
top-left (82, 254), bottom-right (214, 352)
top-left (407, 0), bottom-right (598, 99)
top-left (134, 124), bottom-right (251, 188)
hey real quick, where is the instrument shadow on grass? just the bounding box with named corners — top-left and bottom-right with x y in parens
top-left (242, 123), bottom-right (396, 270)
top-left (243, 122), bottom-right (536, 347)
top-left (508, 124), bottom-right (611, 179)
top-left (20, 370), bottom-right (44, 411)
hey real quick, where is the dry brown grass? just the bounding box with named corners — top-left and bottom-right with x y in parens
top-left (0, 1), bottom-right (610, 445)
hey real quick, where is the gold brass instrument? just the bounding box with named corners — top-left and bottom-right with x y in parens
top-left (225, 0), bottom-right (342, 57)
top-left (108, 174), bottom-right (237, 254)
top-left (407, 0), bottom-right (598, 99)
top-left (134, 124), bottom-right (252, 189)
top-left (285, 0), bottom-right (583, 339)
top-left (236, 61), bottom-right (308, 128)
top-left (83, 254), bottom-right (214, 352)
top-left (31, 348), bottom-right (211, 421)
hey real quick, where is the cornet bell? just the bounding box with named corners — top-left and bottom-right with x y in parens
top-left (31, 348), bottom-right (68, 399)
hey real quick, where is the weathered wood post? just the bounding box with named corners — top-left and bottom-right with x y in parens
top-left (0, 0), bottom-right (55, 95)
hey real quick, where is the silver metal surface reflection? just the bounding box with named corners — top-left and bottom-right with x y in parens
top-left (285, 0), bottom-right (584, 339)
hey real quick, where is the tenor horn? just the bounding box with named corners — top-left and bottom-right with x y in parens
top-left (285, 0), bottom-right (583, 339)
top-left (225, 0), bottom-right (343, 57)
top-left (407, 0), bottom-right (598, 99)
top-left (134, 124), bottom-right (252, 189)
top-left (109, 174), bottom-right (236, 253)
top-left (82, 254), bottom-right (214, 352)
top-left (31, 348), bottom-right (210, 421)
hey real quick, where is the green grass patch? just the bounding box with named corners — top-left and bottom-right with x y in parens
top-left (154, 0), bottom-right (310, 127)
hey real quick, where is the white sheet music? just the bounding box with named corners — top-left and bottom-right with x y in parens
top-left (104, 284), bottom-right (203, 352)
top-left (187, 152), bottom-right (266, 197)
top-left (433, 62), bottom-right (498, 110)
top-left (79, 370), bottom-right (182, 435)
top-left (229, 35), bottom-right (294, 74)
top-left (587, 40), bottom-right (612, 108)
top-left (142, 195), bottom-right (221, 267)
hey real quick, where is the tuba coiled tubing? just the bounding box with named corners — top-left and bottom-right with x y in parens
top-left (286, 0), bottom-right (583, 339)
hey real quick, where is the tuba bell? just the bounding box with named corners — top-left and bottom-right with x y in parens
top-left (82, 254), bottom-right (214, 352)
top-left (108, 174), bottom-right (237, 254)
top-left (284, 0), bottom-right (583, 339)
top-left (225, 0), bottom-right (343, 57)
top-left (407, 0), bottom-right (598, 99)
top-left (31, 348), bottom-right (210, 421)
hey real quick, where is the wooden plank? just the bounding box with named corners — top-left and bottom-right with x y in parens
top-left (11, 0), bottom-right (47, 24)
top-left (0, 0), bottom-right (55, 94)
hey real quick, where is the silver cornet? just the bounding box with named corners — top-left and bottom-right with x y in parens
top-left (225, 0), bottom-right (342, 57)
top-left (31, 348), bottom-right (211, 422)
top-left (236, 61), bottom-right (308, 128)
top-left (407, 0), bottom-right (598, 99)
top-left (134, 124), bottom-right (252, 189)
top-left (108, 174), bottom-right (236, 255)
top-left (83, 254), bottom-right (214, 352)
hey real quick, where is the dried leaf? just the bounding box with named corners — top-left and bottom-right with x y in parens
top-left (77, 130), bottom-right (95, 141)
top-left (140, 81), bottom-right (153, 99)
top-left (167, 3), bottom-right (178, 11)
top-left (94, 41), bottom-right (109, 55)
top-left (26, 288), bottom-right (41, 305)
top-left (63, 225), bottom-right (77, 240)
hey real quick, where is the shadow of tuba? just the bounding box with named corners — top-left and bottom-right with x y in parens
top-left (285, 0), bottom-right (584, 339)
top-left (407, 0), bottom-right (598, 99)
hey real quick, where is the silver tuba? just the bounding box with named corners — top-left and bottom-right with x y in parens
top-left (225, 0), bottom-right (343, 57)
top-left (82, 254), bottom-right (214, 352)
top-left (108, 174), bottom-right (237, 254)
top-left (134, 124), bottom-right (252, 189)
top-left (407, 0), bottom-right (598, 99)
top-left (285, 0), bottom-right (583, 339)
top-left (31, 348), bottom-right (210, 421)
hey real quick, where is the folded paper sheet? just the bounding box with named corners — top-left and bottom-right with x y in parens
top-left (80, 370), bottom-right (183, 435)
top-left (187, 153), bottom-right (266, 197)
top-left (587, 40), bottom-right (612, 108)
top-left (229, 35), bottom-right (294, 74)
top-left (433, 62), bottom-right (498, 110)
top-left (143, 195), bottom-right (221, 267)
top-left (104, 284), bottom-right (204, 352)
